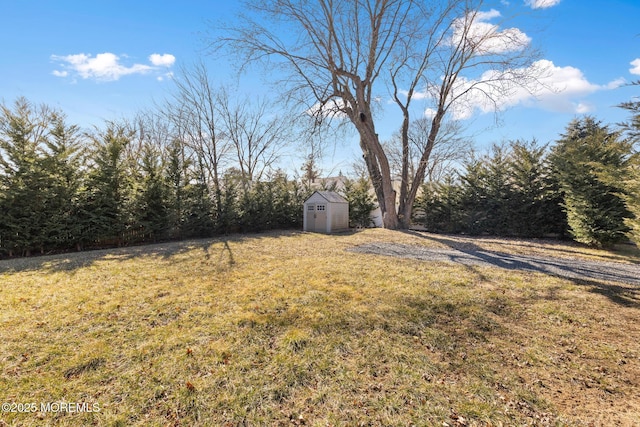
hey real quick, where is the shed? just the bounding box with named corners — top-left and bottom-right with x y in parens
top-left (303, 191), bottom-right (349, 233)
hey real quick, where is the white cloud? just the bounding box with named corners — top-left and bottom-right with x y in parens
top-left (306, 98), bottom-right (349, 119)
top-left (476, 9), bottom-right (501, 20)
top-left (424, 108), bottom-right (437, 119)
top-left (525, 0), bottom-right (561, 9)
top-left (51, 53), bottom-right (151, 81)
top-left (425, 59), bottom-right (623, 120)
top-left (452, 9), bottom-right (531, 55)
top-left (575, 102), bottom-right (592, 114)
top-left (157, 71), bottom-right (175, 82)
top-left (149, 53), bottom-right (175, 67)
top-left (605, 77), bottom-right (626, 89)
top-left (51, 52), bottom-right (175, 81)
top-left (523, 60), bottom-right (623, 112)
top-left (630, 58), bottom-right (640, 75)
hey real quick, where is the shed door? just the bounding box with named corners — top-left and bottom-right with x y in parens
top-left (307, 203), bottom-right (327, 232)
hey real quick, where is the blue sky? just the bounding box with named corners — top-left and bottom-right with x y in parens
top-left (1, 0), bottom-right (639, 172)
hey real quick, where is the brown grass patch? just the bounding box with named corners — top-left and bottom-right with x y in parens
top-left (1, 229), bottom-right (639, 426)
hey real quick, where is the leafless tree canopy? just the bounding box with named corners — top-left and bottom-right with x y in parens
top-left (216, 87), bottom-right (292, 186)
top-left (214, 0), bottom-right (541, 228)
top-left (154, 63), bottom-right (293, 199)
top-left (384, 118), bottom-right (472, 183)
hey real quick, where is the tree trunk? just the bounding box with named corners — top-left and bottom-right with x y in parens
top-left (397, 110), bottom-right (411, 230)
top-left (357, 128), bottom-right (398, 229)
top-left (400, 111), bottom-right (444, 229)
top-left (381, 187), bottom-right (399, 229)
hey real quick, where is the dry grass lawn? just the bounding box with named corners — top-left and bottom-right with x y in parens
top-left (1, 229), bottom-right (639, 426)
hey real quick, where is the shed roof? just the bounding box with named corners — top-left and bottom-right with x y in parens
top-left (306, 190), bottom-right (348, 204)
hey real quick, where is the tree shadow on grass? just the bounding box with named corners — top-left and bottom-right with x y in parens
top-left (577, 279), bottom-right (640, 308)
top-left (0, 230), bottom-right (304, 274)
top-left (350, 230), bottom-right (640, 309)
top-left (0, 240), bottom-right (209, 274)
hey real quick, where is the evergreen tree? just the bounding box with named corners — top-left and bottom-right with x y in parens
top-left (181, 168), bottom-right (216, 238)
top-left (415, 141), bottom-right (567, 238)
top-left (622, 154), bottom-right (640, 245)
top-left (287, 177), bottom-right (311, 229)
top-left (164, 138), bottom-right (190, 238)
top-left (40, 112), bottom-right (86, 250)
top-left (246, 180), bottom-right (272, 232)
top-left (79, 122), bottom-right (135, 247)
top-left (458, 148), bottom-right (514, 236)
top-left (341, 177), bottom-right (377, 228)
top-left (301, 153), bottom-right (320, 188)
top-left (414, 174), bottom-right (465, 233)
top-left (0, 98), bottom-right (50, 256)
top-left (217, 171), bottom-right (240, 234)
top-left (134, 143), bottom-right (170, 242)
top-left (481, 145), bottom-right (514, 235)
top-left (550, 117), bottom-right (633, 247)
top-left (618, 80), bottom-right (640, 141)
top-left (269, 171), bottom-right (296, 229)
top-left (455, 156), bottom-right (484, 234)
top-left (508, 140), bottom-right (566, 237)
top-left (617, 81), bottom-right (640, 245)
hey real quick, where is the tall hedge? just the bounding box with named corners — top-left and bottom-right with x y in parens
top-left (414, 140), bottom-right (565, 238)
top-left (0, 99), bottom-right (314, 257)
top-left (617, 81), bottom-right (640, 245)
top-left (549, 117), bottom-right (633, 247)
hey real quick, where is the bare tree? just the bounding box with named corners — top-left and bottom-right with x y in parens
top-left (216, 88), bottom-right (291, 190)
top-left (385, 117), bottom-right (472, 183)
top-left (134, 109), bottom-right (176, 153)
top-left (214, 0), bottom-right (541, 228)
top-left (165, 62), bottom-right (231, 202)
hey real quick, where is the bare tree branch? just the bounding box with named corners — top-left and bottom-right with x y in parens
top-left (211, 0), bottom-right (542, 229)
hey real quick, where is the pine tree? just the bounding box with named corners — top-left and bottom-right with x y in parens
top-left (341, 177), bottom-right (377, 228)
top-left (617, 81), bottom-right (640, 245)
top-left (482, 145), bottom-right (514, 236)
top-left (79, 122), bottom-right (135, 247)
top-left (301, 153), bottom-right (320, 188)
top-left (508, 140), bottom-right (566, 237)
top-left (414, 174), bottom-right (465, 233)
top-left (181, 168), bottom-right (216, 238)
top-left (134, 143), bottom-right (170, 242)
top-left (40, 112), bottom-right (86, 250)
top-left (0, 98), bottom-right (50, 256)
top-left (269, 171), bottom-right (295, 229)
top-left (550, 117), bottom-right (633, 247)
top-left (217, 172), bottom-right (240, 234)
top-left (622, 154), bottom-right (640, 244)
top-left (164, 138), bottom-right (190, 238)
top-left (458, 148), bottom-right (514, 236)
top-left (418, 142), bottom-right (567, 238)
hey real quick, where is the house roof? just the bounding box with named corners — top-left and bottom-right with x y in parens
top-left (310, 175), bottom-right (348, 191)
top-left (307, 190), bottom-right (348, 204)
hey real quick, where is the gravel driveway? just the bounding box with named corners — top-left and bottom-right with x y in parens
top-left (349, 242), bottom-right (640, 286)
